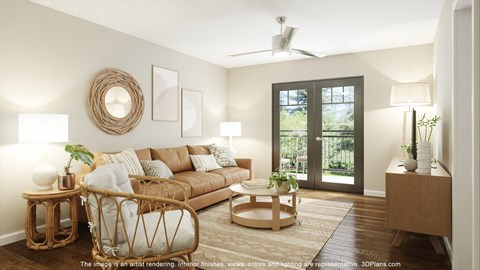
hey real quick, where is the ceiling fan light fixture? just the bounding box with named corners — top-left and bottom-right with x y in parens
top-left (272, 35), bottom-right (291, 57)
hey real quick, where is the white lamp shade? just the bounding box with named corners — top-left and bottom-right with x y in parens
top-left (390, 82), bottom-right (431, 106)
top-left (220, 122), bottom-right (241, 137)
top-left (19, 113), bottom-right (69, 143)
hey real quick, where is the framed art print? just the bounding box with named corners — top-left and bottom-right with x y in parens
top-left (181, 88), bottom-right (203, 137)
top-left (152, 66), bottom-right (178, 121)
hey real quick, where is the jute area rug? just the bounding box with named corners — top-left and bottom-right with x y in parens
top-left (192, 196), bottom-right (353, 270)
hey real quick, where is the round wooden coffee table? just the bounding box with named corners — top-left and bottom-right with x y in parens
top-left (228, 183), bottom-right (296, 231)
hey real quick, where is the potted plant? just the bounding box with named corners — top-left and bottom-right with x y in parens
top-left (268, 169), bottom-right (299, 192)
top-left (401, 144), bottom-right (412, 157)
top-left (58, 144), bottom-right (94, 190)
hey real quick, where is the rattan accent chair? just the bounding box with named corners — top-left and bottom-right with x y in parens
top-left (80, 164), bottom-right (199, 270)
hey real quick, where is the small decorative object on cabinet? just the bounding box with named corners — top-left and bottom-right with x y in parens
top-left (58, 144), bottom-right (93, 190)
top-left (385, 157), bottom-right (451, 254)
top-left (401, 144), bottom-right (417, 171)
top-left (22, 187), bottom-right (80, 250)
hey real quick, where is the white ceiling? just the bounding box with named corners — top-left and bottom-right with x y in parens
top-left (30, 0), bottom-right (444, 68)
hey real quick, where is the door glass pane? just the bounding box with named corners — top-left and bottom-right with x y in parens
top-left (288, 90), bottom-right (298, 105)
top-left (344, 86), bottom-right (354, 102)
top-left (332, 87), bottom-right (343, 103)
top-left (322, 87), bottom-right (354, 185)
top-left (280, 91), bottom-right (288, 105)
top-left (322, 88), bottom-right (331, 103)
top-left (279, 90), bottom-right (307, 181)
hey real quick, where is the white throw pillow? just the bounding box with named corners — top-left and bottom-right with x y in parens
top-left (140, 160), bottom-right (174, 179)
top-left (208, 144), bottom-right (237, 167)
top-left (190, 155), bottom-right (222, 172)
top-left (102, 148), bottom-right (145, 176)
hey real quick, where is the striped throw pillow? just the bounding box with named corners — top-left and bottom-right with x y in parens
top-left (208, 144), bottom-right (237, 167)
top-left (140, 160), bottom-right (174, 179)
top-left (190, 155), bottom-right (222, 172)
top-left (102, 148), bottom-right (145, 176)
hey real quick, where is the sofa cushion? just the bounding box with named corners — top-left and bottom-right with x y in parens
top-left (187, 145), bottom-right (210, 155)
top-left (211, 167), bottom-right (250, 186)
top-left (173, 171), bottom-right (225, 197)
top-left (151, 146), bottom-right (193, 173)
top-left (209, 144), bottom-right (237, 167)
top-left (135, 148), bottom-right (152, 161)
top-left (190, 155), bottom-right (222, 172)
top-left (102, 148), bottom-right (145, 176)
top-left (140, 160), bottom-right (174, 179)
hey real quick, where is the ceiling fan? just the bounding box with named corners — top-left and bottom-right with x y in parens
top-left (229, 16), bottom-right (326, 58)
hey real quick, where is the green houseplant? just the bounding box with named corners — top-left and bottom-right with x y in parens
top-left (268, 169), bottom-right (299, 192)
top-left (58, 144), bottom-right (94, 190)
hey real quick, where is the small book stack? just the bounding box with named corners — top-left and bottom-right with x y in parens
top-left (241, 179), bottom-right (269, 189)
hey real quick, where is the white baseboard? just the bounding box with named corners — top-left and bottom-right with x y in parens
top-left (363, 189), bottom-right (386, 197)
top-left (443, 236), bottom-right (452, 261)
top-left (0, 218), bottom-right (71, 246)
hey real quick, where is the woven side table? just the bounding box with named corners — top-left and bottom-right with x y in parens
top-left (22, 186), bottom-right (80, 250)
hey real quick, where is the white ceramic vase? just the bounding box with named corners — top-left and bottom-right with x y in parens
top-left (403, 155), bottom-right (417, 171)
top-left (416, 141), bottom-right (431, 174)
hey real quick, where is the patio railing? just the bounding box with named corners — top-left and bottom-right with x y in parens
top-left (280, 129), bottom-right (354, 176)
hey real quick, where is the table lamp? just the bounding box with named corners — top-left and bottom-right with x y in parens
top-left (390, 82), bottom-right (431, 160)
top-left (18, 113), bottom-right (69, 190)
top-left (220, 122), bottom-right (241, 156)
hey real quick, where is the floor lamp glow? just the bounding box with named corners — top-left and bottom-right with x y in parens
top-left (390, 82), bottom-right (431, 159)
top-left (19, 113), bottom-right (69, 190)
top-left (220, 122), bottom-right (241, 156)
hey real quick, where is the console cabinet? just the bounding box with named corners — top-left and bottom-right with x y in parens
top-left (385, 158), bottom-right (451, 254)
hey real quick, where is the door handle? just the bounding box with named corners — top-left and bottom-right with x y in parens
top-left (316, 137), bottom-right (322, 142)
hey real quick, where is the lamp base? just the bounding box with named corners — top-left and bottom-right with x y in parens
top-left (32, 164), bottom-right (57, 190)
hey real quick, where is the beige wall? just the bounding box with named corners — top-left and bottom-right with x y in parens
top-left (434, 0), bottom-right (480, 268)
top-left (227, 45), bottom-right (433, 194)
top-left (0, 0), bottom-right (227, 240)
top-left (433, 0), bottom-right (453, 172)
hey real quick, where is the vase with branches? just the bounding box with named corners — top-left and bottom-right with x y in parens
top-left (417, 113), bottom-right (441, 142)
top-left (416, 114), bottom-right (441, 174)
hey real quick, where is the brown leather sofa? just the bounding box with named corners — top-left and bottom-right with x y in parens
top-left (81, 145), bottom-right (253, 215)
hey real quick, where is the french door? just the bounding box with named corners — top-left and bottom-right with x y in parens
top-left (272, 77), bottom-right (364, 193)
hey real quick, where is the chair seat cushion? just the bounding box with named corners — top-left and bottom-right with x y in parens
top-left (114, 210), bottom-right (195, 257)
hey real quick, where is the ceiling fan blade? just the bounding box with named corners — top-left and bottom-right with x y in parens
top-left (292, 49), bottom-right (327, 58)
top-left (229, 49), bottom-right (272, 57)
top-left (281, 27), bottom-right (298, 48)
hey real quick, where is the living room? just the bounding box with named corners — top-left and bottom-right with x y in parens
top-left (0, 0), bottom-right (478, 269)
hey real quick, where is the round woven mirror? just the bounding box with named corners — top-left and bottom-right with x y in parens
top-left (88, 69), bottom-right (144, 135)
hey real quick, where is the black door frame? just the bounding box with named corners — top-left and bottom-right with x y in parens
top-left (272, 76), bottom-right (364, 194)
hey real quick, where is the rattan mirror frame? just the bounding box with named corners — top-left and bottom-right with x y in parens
top-left (88, 68), bottom-right (144, 135)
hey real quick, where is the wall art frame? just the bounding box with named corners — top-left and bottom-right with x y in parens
top-left (181, 88), bottom-right (203, 137)
top-left (152, 66), bottom-right (178, 121)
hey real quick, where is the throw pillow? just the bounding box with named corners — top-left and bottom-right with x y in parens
top-left (140, 160), bottom-right (174, 179)
top-left (102, 148), bottom-right (145, 176)
top-left (190, 155), bottom-right (222, 172)
top-left (208, 144), bottom-right (237, 167)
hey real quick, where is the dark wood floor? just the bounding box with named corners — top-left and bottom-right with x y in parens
top-left (0, 190), bottom-right (451, 270)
